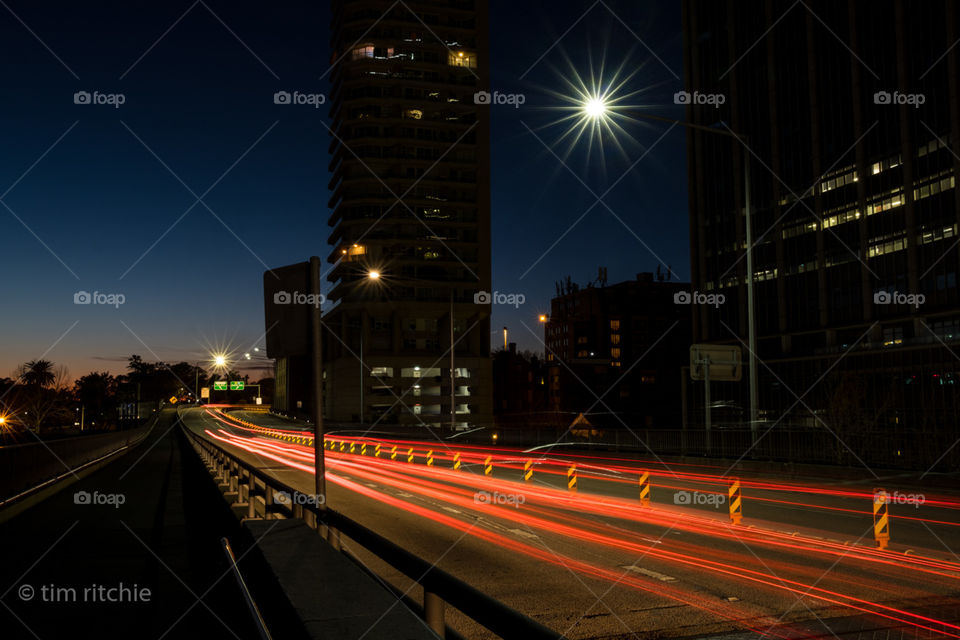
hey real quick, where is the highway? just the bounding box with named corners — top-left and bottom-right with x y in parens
top-left (181, 406), bottom-right (960, 639)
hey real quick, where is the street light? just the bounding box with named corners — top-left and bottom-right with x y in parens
top-left (581, 98), bottom-right (759, 442)
top-left (584, 98), bottom-right (607, 118)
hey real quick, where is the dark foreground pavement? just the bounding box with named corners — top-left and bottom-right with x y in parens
top-left (0, 408), bottom-right (262, 640)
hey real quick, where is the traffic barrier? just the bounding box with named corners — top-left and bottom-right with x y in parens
top-left (339, 441), bottom-right (345, 452)
top-left (407, 448), bottom-right (415, 464)
top-left (375, 443), bottom-right (381, 458)
top-left (638, 471), bottom-right (651, 507)
top-left (728, 478), bottom-right (743, 525)
top-left (391, 445), bottom-right (397, 461)
top-left (361, 443), bottom-right (367, 456)
top-left (873, 488), bottom-right (890, 549)
top-left (567, 465), bottom-right (577, 492)
top-left (453, 452), bottom-right (461, 470)
top-left (349, 442), bottom-right (356, 454)
top-left (427, 450), bottom-right (434, 467)
top-left (523, 459), bottom-right (533, 482)
top-left (484, 456), bottom-right (492, 476)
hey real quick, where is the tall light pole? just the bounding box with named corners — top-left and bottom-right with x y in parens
top-left (581, 103), bottom-right (759, 442)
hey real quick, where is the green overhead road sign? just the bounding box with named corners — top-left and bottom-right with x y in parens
top-left (229, 381), bottom-right (245, 390)
top-left (213, 381), bottom-right (228, 390)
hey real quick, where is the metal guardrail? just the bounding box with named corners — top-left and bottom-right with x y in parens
top-left (221, 537), bottom-right (273, 640)
top-left (0, 415), bottom-right (158, 506)
top-left (182, 425), bottom-right (562, 640)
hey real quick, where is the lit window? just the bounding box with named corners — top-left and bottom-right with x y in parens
top-left (610, 334), bottom-right (620, 345)
top-left (610, 348), bottom-right (621, 359)
top-left (610, 320), bottom-right (620, 330)
top-left (404, 109), bottom-right (423, 120)
top-left (346, 244), bottom-right (366, 256)
top-left (448, 51), bottom-right (477, 68)
top-left (352, 45), bottom-right (374, 60)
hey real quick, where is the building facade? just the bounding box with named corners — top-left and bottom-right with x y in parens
top-left (324, 0), bottom-right (492, 428)
top-left (492, 343), bottom-right (548, 425)
top-left (542, 272), bottom-right (690, 430)
top-left (682, 0), bottom-right (960, 463)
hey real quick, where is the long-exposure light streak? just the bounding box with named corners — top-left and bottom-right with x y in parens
top-left (201, 425), bottom-right (960, 637)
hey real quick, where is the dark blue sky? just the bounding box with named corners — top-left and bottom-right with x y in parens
top-left (0, 0), bottom-right (688, 379)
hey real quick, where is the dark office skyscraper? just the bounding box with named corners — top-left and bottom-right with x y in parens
top-left (682, 0), bottom-right (960, 451)
top-left (324, 0), bottom-right (492, 428)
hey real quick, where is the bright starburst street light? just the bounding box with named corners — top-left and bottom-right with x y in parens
top-left (536, 55), bottom-right (651, 165)
top-left (367, 270), bottom-right (380, 280)
top-left (214, 355), bottom-right (227, 367)
top-left (584, 97), bottom-right (607, 118)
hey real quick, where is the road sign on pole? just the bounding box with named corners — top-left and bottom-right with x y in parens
top-left (213, 381), bottom-right (227, 391)
top-left (200, 387), bottom-right (210, 399)
top-left (689, 345), bottom-right (742, 381)
top-left (690, 345), bottom-right (742, 454)
top-left (229, 381), bottom-right (245, 391)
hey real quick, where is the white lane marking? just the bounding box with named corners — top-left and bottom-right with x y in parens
top-left (365, 483), bottom-right (378, 488)
top-left (443, 507), bottom-right (462, 514)
top-left (620, 565), bottom-right (678, 582)
top-left (397, 492), bottom-right (414, 498)
top-left (509, 528), bottom-right (539, 540)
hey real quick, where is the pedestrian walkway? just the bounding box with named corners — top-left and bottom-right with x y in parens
top-left (0, 408), bottom-right (261, 639)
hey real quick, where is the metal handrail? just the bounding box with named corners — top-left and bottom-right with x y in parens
top-left (221, 537), bottom-right (273, 640)
top-left (183, 425), bottom-right (562, 640)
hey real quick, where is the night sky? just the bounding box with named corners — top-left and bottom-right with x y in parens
top-left (0, 1), bottom-right (687, 379)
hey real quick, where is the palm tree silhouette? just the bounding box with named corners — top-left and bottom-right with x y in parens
top-left (20, 360), bottom-right (55, 387)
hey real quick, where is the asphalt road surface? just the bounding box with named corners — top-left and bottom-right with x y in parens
top-left (182, 406), bottom-right (960, 640)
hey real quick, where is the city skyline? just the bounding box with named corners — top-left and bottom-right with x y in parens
top-left (0, 0), bottom-right (688, 380)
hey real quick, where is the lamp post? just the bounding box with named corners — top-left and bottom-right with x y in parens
top-left (581, 103), bottom-right (759, 442)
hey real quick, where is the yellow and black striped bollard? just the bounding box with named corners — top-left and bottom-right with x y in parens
top-left (523, 459), bottom-right (533, 482)
top-left (453, 452), bottom-right (461, 470)
top-left (873, 488), bottom-right (890, 549)
top-left (375, 443), bottom-right (381, 458)
top-left (349, 441), bottom-right (356, 454)
top-left (567, 464), bottom-right (577, 492)
top-left (361, 443), bottom-right (367, 456)
top-left (390, 445), bottom-right (397, 460)
top-left (407, 447), bottom-right (415, 463)
top-left (427, 450), bottom-right (434, 466)
top-left (728, 477), bottom-right (743, 525)
top-left (638, 471), bottom-right (651, 507)
top-left (483, 456), bottom-right (492, 476)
